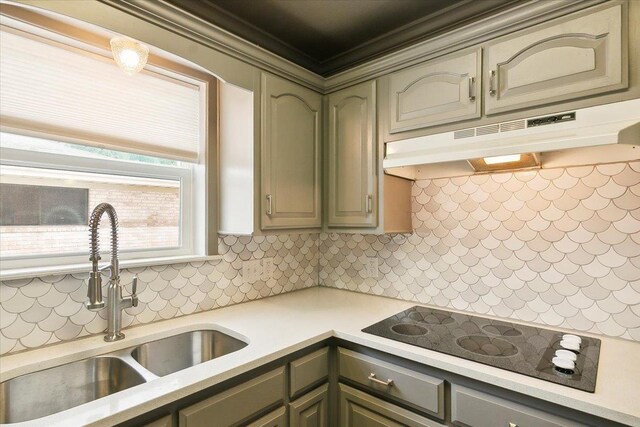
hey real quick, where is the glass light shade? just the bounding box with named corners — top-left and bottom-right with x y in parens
top-left (110, 37), bottom-right (149, 75)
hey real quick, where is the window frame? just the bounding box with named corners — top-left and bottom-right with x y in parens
top-left (0, 10), bottom-right (219, 274)
top-left (0, 144), bottom-right (195, 270)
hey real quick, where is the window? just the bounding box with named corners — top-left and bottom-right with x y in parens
top-left (0, 16), bottom-right (216, 271)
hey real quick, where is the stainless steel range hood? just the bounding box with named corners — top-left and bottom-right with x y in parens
top-left (384, 99), bottom-right (640, 172)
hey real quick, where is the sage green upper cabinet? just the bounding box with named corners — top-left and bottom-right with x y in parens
top-left (327, 81), bottom-right (377, 228)
top-left (261, 73), bottom-right (322, 230)
top-left (484, 2), bottom-right (627, 115)
top-left (388, 48), bottom-right (481, 133)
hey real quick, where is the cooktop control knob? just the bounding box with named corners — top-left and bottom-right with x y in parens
top-left (560, 339), bottom-right (580, 351)
top-left (563, 334), bottom-right (582, 345)
top-left (555, 349), bottom-right (577, 361)
top-left (552, 356), bottom-right (576, 370)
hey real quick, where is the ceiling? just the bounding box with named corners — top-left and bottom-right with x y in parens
top-left (165, 0), bottom-right (523, 77)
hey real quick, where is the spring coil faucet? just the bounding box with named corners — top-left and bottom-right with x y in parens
top-left (86, 203), bottom-right (138, 341)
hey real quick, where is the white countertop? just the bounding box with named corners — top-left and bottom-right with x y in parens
top-left (1, 287), bottom-right (639, 426)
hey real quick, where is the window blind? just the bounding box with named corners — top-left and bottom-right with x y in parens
top-left (0, 28), bottom-right (202, 162)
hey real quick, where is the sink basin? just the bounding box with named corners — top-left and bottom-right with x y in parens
top-left (131, 330), bottom-right (247, 376)
top-left (0, 357), bottom-right (145, 423)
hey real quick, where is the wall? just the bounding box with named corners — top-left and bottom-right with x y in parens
top-left (0, 234), bottom-right (318, 354)
top-left (320, 161), bottom-right (640, 341)
top-left (2, 161), bottom-right (639, 355)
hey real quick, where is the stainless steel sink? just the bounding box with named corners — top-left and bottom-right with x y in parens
top-left (0, 356), bottom-right (145, 424)
top-left (131, 330), bottom-right (248, 376)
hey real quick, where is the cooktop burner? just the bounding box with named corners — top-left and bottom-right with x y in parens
top-left (362, 306), bottom-right (600, 392)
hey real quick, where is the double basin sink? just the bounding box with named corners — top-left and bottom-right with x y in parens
top-left (0, 329), bottom-right (248, 424)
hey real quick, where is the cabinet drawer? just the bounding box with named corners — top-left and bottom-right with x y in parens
top-left (246, 406), bottom-right (287, 427)
top-left (144, 415), bottom-right (173, 427)
top-left (339, 383), bottom-right (444, 427)
top-left (451, 385), bottom-right (584, 427)
top-left (179, 367), bottom-right (285, 427)
top-left (289, 347), bottom-right (329, 397)
top-left (338, 348), bottom-right (444, 419)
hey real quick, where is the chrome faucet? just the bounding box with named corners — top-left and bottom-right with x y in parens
top-left (86, 203), bottom-right (138, 342)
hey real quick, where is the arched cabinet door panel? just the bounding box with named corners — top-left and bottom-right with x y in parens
top-left (484, 2), bottom-right (626, 115)
top-left (327, 80), bottom-right (377, 228)
top-left (261, 73), bottom-right (322, 230)
top-left (388, 48), bottom-right (481, 133)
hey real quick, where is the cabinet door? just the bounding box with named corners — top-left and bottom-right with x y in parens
top-left (484, 2), bottom-right (626, 115)
top-left (327, 81), bottom-right (377, 227)
top-left (388, 49), bottom-right (481, 133)
top-left (339, 384), bottom-right (442, 427)
top-left (246, 406), bottom-right (287, 427)
top-left (261, 73), bottom-right (322, 229)
top-left (179, 367), bottom-right (285, 427)
top-left (289, 384), bottom-right (329, 427)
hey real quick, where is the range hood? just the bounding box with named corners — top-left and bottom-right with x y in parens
top-left (384, 98), bottom-right (640, 171)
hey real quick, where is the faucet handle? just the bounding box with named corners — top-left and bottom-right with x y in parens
top-left (130, 276), bottom-right (139, 307)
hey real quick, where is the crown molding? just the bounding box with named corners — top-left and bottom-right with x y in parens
top-left (323, 0), bottom-right (607, 91)
top-left (49, 0), bottom-right (607, 94)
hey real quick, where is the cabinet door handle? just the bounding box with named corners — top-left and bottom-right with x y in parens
top-left (368, 372), bottom-right (394, 387)
top-left (468, 76), bottom-right (476, 101)
top-left (266, 194), bottom-right (272, 215)
top-left (489, 70), bottom-right (497, 96)
top-left (366, 194), bottom-right (373, 213)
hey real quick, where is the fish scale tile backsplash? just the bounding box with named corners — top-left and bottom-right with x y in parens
top-left (1, 161), bottom-right (640, 355)
top-left (0, 234), bottom-right (318, 354)
top-left (319, 161), bottom-right (640, 341)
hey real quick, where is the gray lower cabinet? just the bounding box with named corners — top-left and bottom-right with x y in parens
top-left (387, 48), bottom-right (481, 132)
top-left (339, 383), bottom-right (443, 427)
top-left (451, 384), bottom-right (583, 427)
top-left (290, 347), bottom-right (329, 398)
top-left (338, 348), bottom-right (445, 420)
top-left (289, 384), bottom-right (329, 427)
top-left (246, 406), bottom-right (287, 427)
top-left (261, 72), bottom-right (322, 230)
top-left (144, 415), bottom-right (173, 427)
top-left (484, 1), bottom-right (626, 115)
top-left (178, 367), bottom-right (285, 427)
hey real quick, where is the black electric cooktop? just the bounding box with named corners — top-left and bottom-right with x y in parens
top-left (362, 306), bottom-right (600, 392)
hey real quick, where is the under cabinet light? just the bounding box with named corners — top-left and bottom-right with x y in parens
top-left (483, 154), bottom-right (522, 165)
top-left (468, 153), bottom-right (541, 172)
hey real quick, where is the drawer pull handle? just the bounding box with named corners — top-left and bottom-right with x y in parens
top-left (368, 372), bottom-right (394, 387)
top-left (509, 423), bottom-right (518, 427)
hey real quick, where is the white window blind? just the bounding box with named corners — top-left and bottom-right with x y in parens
top-left (0, 28), bottom-right (202, 162)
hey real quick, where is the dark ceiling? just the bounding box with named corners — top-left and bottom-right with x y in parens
top-left (167, 0), bottom-right (522, 77)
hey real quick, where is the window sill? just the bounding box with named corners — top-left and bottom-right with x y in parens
top-left (0, 255), bottom-right (223, 282)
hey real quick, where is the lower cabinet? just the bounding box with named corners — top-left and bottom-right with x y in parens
top-left (129, 345), bottom-right (614, 427)
top-left (246, 406), bottom-right (287, 427)
top-left (339, 383), bottom-right (443, 427)
top-left (289, 384), bottom-right (329, 427)
top-left (178, 367), bottom-right (285, 427)
top-left (450, 384), bottom-right (582, 427)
